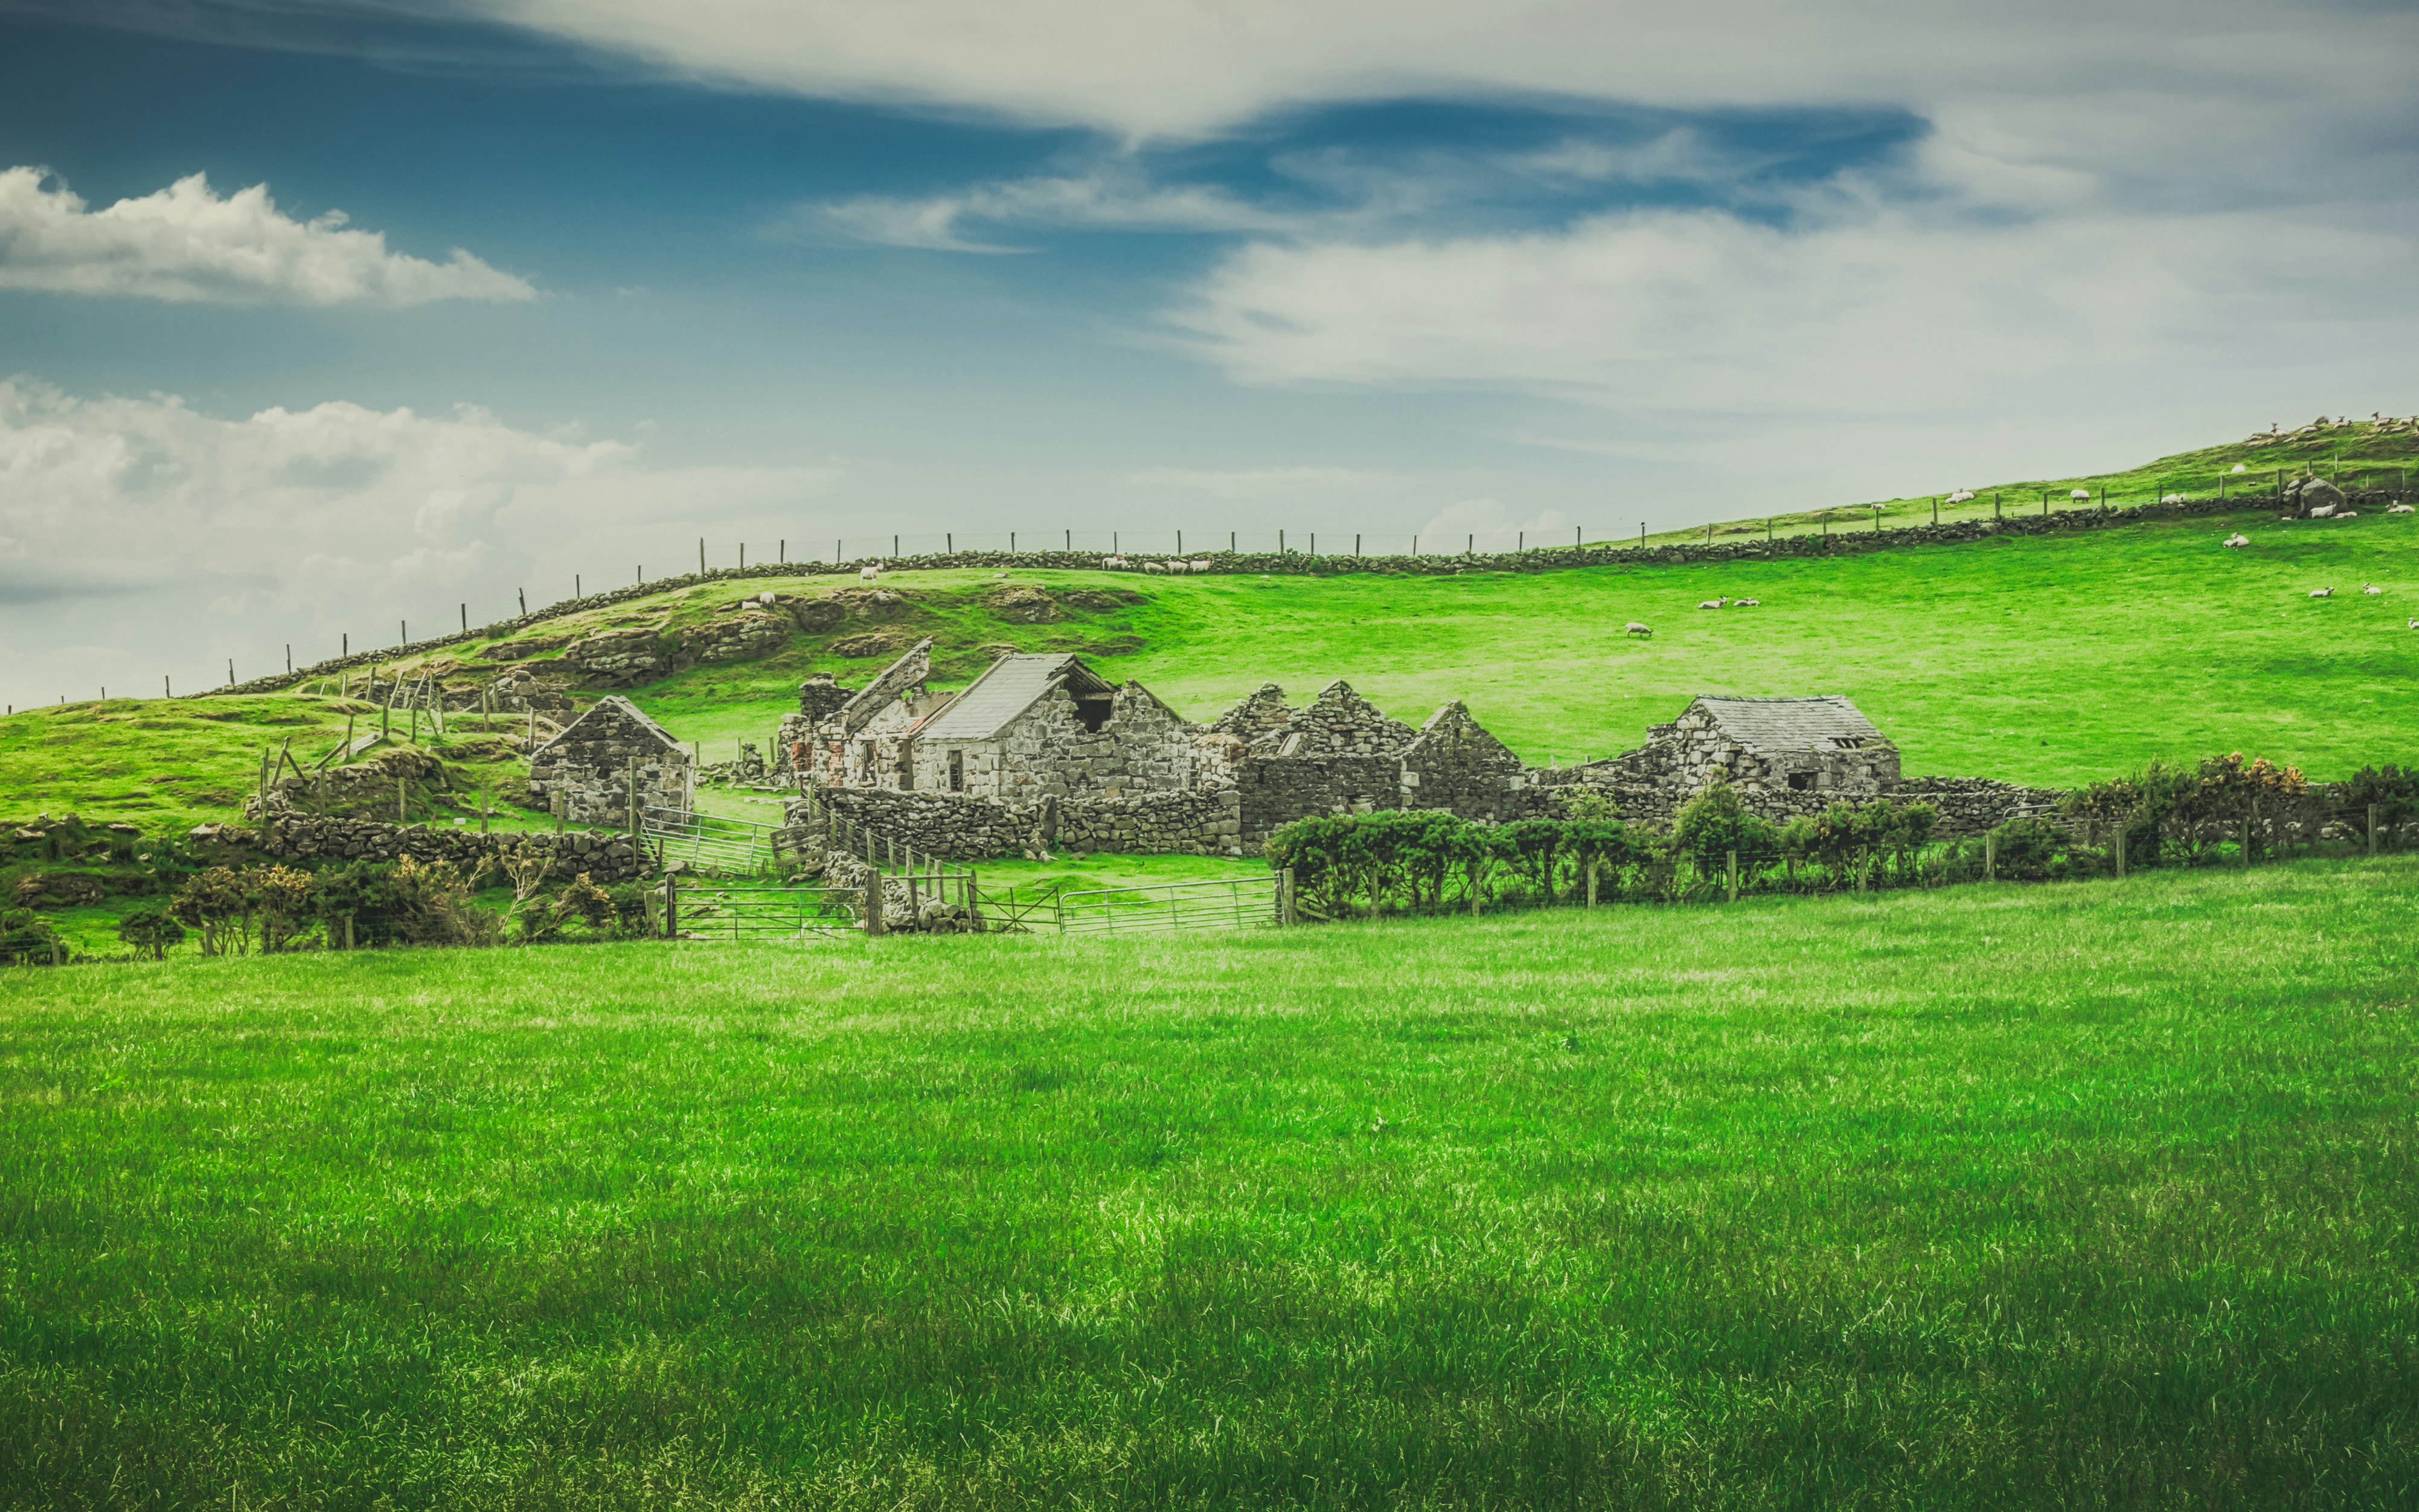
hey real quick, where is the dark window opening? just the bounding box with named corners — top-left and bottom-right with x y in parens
top-left (1786, 770), bottom-right (1816, 791)
top-left (858, 740), bottom-right (876, 784)
top-left (949, 750), bottom-right (965, 792)
top-left (1074, 698), bottom-right (1113, 733)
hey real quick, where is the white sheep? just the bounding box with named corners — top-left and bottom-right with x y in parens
top-left (1144, 560), bottom-right (1167, 574)
top-left (1697, 597), bottom-right (1725, 610)
top-left (2071, 488), bottom-right (2092, 500)
top-left (2222, 533), bottom-right (2250, 548)
top-left (2388, 503), bottom-right (2415, 514)
top-left (2363, 583), bottom-right (2383, 595)
top-left (2409, 619), bottom-right (2418, 630)
top-left (858, 565), bottom-right (881, 583)
top-left (1626, 621), bottom-right (1652, 637)
top-left (2310, 587), bottom-right (2334, 598)
top-left (1730, 597), bottom-right (1761, 607)
top-left (1190, 559), bottom-right (1211, 572)
top-left (1947, 489), bottom-right (1976, 504)
top-left (1104, 555), bottom-right (1129, 569)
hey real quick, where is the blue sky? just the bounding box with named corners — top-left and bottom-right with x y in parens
top-left (2, 0), bottom-right (2415, 704)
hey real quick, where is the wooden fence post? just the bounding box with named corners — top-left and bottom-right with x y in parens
top-left (662, 874), bottom-right (678, 939)
top-left (1985, 830), bottom-right (1996, 882)
top-left (2115, 828), bottom-right (2127, 878)
top-left (1280, 868), bottom-right (1297, 926)
top-left (627, 758), bottom-right (639, 836)
top-left (1586, 859), bottom-right (1598, 908)
top-left (866, 867), bottom-right (885, 937)
top-left (2369, 803), bottom-right (2379, 856)
top-left (1726, 849), bottom-right (1738, 903)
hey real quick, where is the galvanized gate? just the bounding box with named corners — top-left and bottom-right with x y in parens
top-left (642, 804), bottom-right (781, 875)
top-left (1053, 875), bottom-right (1281, 934)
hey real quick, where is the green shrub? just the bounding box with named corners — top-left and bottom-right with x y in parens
top-left (0, 908), bottom-right (66, 966)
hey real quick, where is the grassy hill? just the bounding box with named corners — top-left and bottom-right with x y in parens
top-left (4, 857), bottom-right (2414, 1505)
top-left (5, 424), bottom-right (2417, 838)
top-left (1692, 412), bottom-right (2419, 545)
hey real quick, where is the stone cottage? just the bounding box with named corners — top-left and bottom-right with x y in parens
top-left (906, 652), bottom-right (1196, 799)
top-left (1581, 694), bottom-right (1899, 798)
top-left (526, 696), bottom-right (696, 825)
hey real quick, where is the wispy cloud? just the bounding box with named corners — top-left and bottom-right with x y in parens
top-left (784, 167), bottom-right (1301, 252)
top-left (0, 167), bottom-right (536, 306)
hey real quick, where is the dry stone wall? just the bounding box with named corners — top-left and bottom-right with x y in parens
top-left (815, 784), bottom-right (1243, 859)
top-left (202, 816), bottom-right (652, 882)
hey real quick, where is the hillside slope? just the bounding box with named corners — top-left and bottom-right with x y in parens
top-left (6, 495), bottom-right (2414, 835)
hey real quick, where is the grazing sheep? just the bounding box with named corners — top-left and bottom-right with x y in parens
top-left (2070, 488), bottom-right (2091, 500)
top-left (1104, 555), bottom-right (1129, 569)
top-left (858, 565), bottom-right (881, 583)
top-left (1144, 560), bottom-right (1167, 574)
top-left (1731, 597), bottom-right (1761, 607)
top-left (1190, 559), bottom-right (1211, 572)
top-left (1626, 621), bottom-right (1652, 637)
top-left (2222, 533), bottom-right (2250, 548)
top-left (2310, 587), bottom-right (2334, 598)
top-left (2308, 503), bottom-right (2338, 519)
top-left (2388, 502), bottom-right (2415, 514)
top-left (1947, 489), bottom-right (1976, 504)
top-left (1697, 597), bottom-right (1725, 610)
top-left (2363, 583), bottom-right (2383, 595)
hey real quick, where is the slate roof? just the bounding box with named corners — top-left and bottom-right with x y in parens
top-left (914, 652), bottom-right (1113, 742)
top-left (542, 695), bottom-right (685, 754)
top-left (1693, 695), bottom-right (1885, 753)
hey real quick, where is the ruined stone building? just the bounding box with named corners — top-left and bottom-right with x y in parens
top-left (1197, 681), bottom-right (1533, 843)
top-left (526, 696), bottom-right (696, 825)
top-left (1575, 694), bottom-right (1900, 798)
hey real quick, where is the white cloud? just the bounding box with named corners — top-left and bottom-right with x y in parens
top-left (1124, 465), bottom-right (1397, 498)
top-left (0, 379), bottom-right (842, 702)
top-left (0, 167), bottom-right (537, 305)
top-left (474, 1), bottom-right (2418, 165)
top-left (1170, 190), bottom-right (2419, 472)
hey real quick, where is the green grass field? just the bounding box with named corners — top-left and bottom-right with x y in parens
top-left (3, 858), bottom-right (2415, 1508)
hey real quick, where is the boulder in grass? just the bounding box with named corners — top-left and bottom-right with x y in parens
top-left (2284, 476), bottom-right (2348, 519)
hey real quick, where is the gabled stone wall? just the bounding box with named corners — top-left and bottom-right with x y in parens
top-left (527, 696), bottom-right (695, 827)
top-left (1400, 701), bottom-right (1530, 822)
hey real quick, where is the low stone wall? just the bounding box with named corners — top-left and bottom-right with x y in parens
top-left (1534, 772), bottom-right (2069, 836)
top-left (815, 784), bottom-right (1245, 859)
top-left (1892, 777), bottom-right (2068, 837)
top-left (206, 816), bottom-right (652, 882)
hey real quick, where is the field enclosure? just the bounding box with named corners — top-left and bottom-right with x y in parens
top-left (3, 857), bottom-right (2414, 1507)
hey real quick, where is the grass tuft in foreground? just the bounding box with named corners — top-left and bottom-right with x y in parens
top-left (2, 858), bottom-right (2416, 1507)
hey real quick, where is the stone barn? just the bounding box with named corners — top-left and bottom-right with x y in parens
top-left (527, 696), bottom-right (696, 825)
top-left (1588, 694), bottom-right (1899, 798)
top-left (906, 652), bottom-right (1196, 799)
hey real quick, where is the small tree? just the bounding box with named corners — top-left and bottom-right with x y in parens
top-left (115, 905), bottom-right (187, 961)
